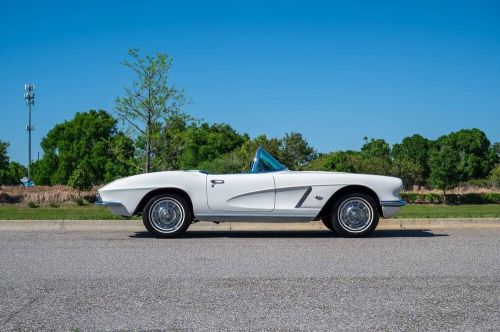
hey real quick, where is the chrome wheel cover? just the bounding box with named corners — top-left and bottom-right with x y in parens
top-left (338, 197), bottom-right (373, 233)
top-left (149, 198), bottom-right (185, 233)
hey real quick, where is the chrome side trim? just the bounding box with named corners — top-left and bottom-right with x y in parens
top-left (196, 214), bottom-right (314, 222)
top-left (380, 200), bottom-right (407, 207)
top-left (295, 186), bottom-right (312, 208)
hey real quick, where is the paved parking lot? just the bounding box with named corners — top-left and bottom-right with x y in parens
top-left (0, 228), bottom-right (499, 331)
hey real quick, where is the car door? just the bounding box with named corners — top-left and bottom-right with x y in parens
top-left (206, 173), bottom-right (275, 212)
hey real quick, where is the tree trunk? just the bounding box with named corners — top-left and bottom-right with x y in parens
top-left (443, 188), bottom-right (447, 205)
top-left (146, 138), bottom-right (150, 173)
top-left (146, 111), bottom-right (152, 173)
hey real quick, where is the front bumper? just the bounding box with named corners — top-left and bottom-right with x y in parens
top-left (381, 200), bottom-right (407, 207)
top-left (380, 200), bottom-right (406, 218)
top-left (95, 199), bottom-right (130, 217)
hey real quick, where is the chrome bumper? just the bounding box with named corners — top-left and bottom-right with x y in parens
top-left (380, 200), bottom-right (407, 207)
top-left (380, 200), bottom-right (406, 218)
top-left (95, 199), bottom-right (130, 217)
top-left (95, 200), bottom-right (123, 207)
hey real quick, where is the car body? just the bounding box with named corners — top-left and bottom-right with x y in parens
top-left (97, 147), bottom-right (406, 237)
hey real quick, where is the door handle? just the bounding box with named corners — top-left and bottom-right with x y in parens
top-left (210, 179), bottom-right (225, 187)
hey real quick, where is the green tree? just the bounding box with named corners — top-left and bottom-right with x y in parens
top-left (444, 129), bottom-right (493, 180)
top-left (31, 110), bottom-right (134, 189)
top-left (359, 138), bottom-right (392, 175)
top-left (245, 135), bottom-right (282, 158)
top-left (390, 158), bottom-right (425, 190)
top-left (0, 141), bottom-right (8, 169)
top-left (0, 141), bottom-right (27, 185)
top-left (177, 123), bottom-right (248, 170)
top-left (391, 134), bottom-right (430, 186)
top-left (306, 151), bottom-right (361, 173)
top-left (279, 132), bottom-right (317, 170)
top-left (115, 49), bottom-right (188, 173)
top-left (490, 165), bottom-right (500, 187)
top-left (490, 142), bottom-right (499, 168)
top-left (428, 141), bottom-right (461, 203)
top-left (197, 150), bottom-right (247, 174)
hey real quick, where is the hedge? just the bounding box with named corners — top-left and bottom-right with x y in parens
top-left (401, 192), bottom-right (500, 204)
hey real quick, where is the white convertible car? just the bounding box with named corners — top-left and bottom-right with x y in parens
top-left (97, 147), bottom-right (406, 237)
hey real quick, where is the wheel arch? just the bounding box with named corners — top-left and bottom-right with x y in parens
top-left (315, 185), bottom-right (382, 220)
top-left (134, 187), bottom-right (194, 217)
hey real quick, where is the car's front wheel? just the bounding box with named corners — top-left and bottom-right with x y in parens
top-left (326, 193), bottom-right (379, 237)
top-left (142, 194), bottom-right (192, 238)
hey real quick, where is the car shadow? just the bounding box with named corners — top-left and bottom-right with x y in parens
top-left (129, 229), bottom-right (448, 239)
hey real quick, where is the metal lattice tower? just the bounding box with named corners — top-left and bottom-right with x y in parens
top-left (24, 84), bottom-right (35, 179)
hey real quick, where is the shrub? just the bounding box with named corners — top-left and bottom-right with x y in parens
top-left (49, 201), bottom-right (59, 208)
top-left (491, 165), bottom-right (500, 187)
top-left (401, 192), bottom-right (500, 204)
top-left (74, 197), bottom-right (86, 206)
top-left (0, 185), bottom-right (97, 205)
top-left (27, 201), bottom-right (39, 208)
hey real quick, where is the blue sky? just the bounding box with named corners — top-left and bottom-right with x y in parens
top-left (1, 0), bottom-right (499, 164)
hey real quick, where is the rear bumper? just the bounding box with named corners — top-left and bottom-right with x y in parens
top-left (380, 200), bottom-right (406, 218)
top-left (95, 200), bottom-right (130, 217)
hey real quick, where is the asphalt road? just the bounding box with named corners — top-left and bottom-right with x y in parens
top-left (0, 228), bottom-right (499, 331)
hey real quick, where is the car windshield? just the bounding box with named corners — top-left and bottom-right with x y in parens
top-left (250, 147), bottom-right (286, 173)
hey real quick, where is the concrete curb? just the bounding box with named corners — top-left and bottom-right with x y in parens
top-left (0, 218), bottom-right (498, 231)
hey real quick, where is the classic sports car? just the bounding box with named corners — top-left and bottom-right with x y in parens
top-left (97, 147), bottom-right (406, 237)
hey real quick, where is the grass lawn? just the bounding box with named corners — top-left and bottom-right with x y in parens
top-left (0, 204), bottom-right (499, 220)
top-left (0, 205), bottom-right (127, 220)
top-left (397, 204), bottom-right (500, 219)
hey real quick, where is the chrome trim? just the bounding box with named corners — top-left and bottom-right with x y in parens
top-left (295, 186), bottom-right (312, 208)
top-left (380, 200), bottom-right (407, 207)
top-left (195, 214), bottom-right (314, 222)
top-left (95, 200), bottom-right (124, 207)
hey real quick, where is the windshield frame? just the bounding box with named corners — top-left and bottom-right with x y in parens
top-left (250, 146), bottom-right (287, 173)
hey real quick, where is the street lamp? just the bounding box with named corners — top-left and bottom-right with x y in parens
top-left (24, 83), bottom-right (35, 179)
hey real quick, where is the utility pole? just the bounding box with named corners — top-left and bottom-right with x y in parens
top-left (24, 84), bottom-right (35, 179)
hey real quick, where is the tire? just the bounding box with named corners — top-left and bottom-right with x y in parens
top-left (328, 193), bottom-right (379, 237)
top-left (321, 218), bottom-right (337, 233)
top-left (142, 194), bottom-right (192, 238)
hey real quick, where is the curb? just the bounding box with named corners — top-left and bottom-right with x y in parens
top-left (0, 218), bottom-right (498, 231)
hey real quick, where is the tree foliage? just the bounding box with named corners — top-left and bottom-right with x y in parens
top-left (391, 134), bottom-right (430, 187)
top-left (391, 158), bottom-right (425, 190)
top-left (428, 143), bottom-right (461, 202)
top-left (305, 151), bottom-right (360, 173)
top-left (177, 123), bottom-right (248, 170)
top-left (0, 141), bottom-right (8, 169)
top-left (115, 49), bottom-right (187, 173)
top-left (279, 132), bottom-right (317, 170)
top-left (358, 138), bottom-right (392, 175)
top-left (0, 141), bottom-right (27, 185)
top-left (442, 129), bottom-right (493, 180)
top-left (31, 110), bottom-right (134, 190)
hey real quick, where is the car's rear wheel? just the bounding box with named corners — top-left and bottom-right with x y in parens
top-left (327, 193), bottom-right (379, 237)
top-left (142, 194), bottom-right (192, 238)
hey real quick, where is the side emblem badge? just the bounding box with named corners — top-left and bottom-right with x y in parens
top-left (315, 195), bottom-right (323, 201)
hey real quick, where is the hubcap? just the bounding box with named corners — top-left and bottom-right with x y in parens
top-left (149, 198), bottom-right (185, 233)
top-left (338, 198), bottom-right (373, 232)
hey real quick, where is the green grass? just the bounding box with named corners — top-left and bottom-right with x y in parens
top-left (0, 204), bottom-right (499, 220)
top-left (0, 205), bottom-right (126, 220)
top-left (397, 204), bottom-right (500, 219)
